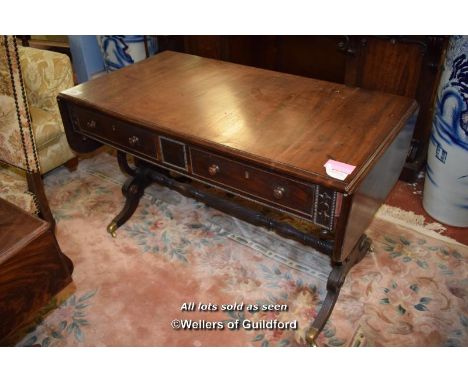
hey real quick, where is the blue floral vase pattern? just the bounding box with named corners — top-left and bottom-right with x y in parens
top-left (97, 35), bottom-right (157, 72)
top-left (423, 36), bottom-right (468, 227)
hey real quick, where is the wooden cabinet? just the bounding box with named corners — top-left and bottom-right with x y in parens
top-left (158, 35), bottom-right (448, 181)
top-left (0, 198), bottom-right (73, 344)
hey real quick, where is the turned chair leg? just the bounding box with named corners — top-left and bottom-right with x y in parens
top-left (64, 157), bottom-right (79, 172)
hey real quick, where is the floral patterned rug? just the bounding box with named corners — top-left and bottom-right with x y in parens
top-left (13, 152), bottom-right (468, 346)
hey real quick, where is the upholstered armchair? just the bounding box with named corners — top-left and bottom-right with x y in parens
top-left (0, 35), bottom-right (75, 227)
top-left (1, 36), bottom-right (76, 174)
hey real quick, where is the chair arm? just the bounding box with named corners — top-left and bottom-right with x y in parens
top-left (18, 46), bottom-right (74, 114)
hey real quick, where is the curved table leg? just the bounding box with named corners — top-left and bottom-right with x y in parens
top-left (107, 152), bottom-right (152, 237)
top-left (117, 150), bottom-right (136, 177)
top-left (305, 234), bottom-right (371, 346)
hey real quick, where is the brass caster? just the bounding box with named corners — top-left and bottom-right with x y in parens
top-left (107, 221), bottom-right (118, 238)
top-left (305, 327), bottom-right (319, 347)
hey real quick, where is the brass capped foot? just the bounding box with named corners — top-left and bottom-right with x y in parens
top-left (305, 327), bottom-right (318, 347)
top-left (107, 221), bottom-right (118, 238)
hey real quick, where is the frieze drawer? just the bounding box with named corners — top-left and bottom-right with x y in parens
top-left (190, 147), bottom-right (316, 217)
top-left (70, 105), bottom-right (157, 159)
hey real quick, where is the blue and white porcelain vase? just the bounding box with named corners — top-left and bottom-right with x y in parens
top-left (97, 35), bottom-right (157, 72)
top-left (423, 35), bottom-right (468, 227)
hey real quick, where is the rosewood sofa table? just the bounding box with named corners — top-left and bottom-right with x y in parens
top-left (58, 51), bottom-right (418, 346)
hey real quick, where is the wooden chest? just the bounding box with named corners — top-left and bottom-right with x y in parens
top-left (0, 198), bottom-right (73, 344)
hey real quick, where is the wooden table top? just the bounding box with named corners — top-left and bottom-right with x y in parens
top-left (61, 51), bottom-right (417, 191)
top-left (0, 198), bottom-right (48, 263)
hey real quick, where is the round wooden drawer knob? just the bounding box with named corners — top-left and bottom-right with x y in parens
top-left (273, 186), bottom-right (285, 199)
top-left (128, 136), bottom-right (139, 146)
top-left (208, 164), bottom-right (220, 176)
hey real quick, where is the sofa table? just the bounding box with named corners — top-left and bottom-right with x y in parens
top-left (57, 51), bottom-right (418, 345)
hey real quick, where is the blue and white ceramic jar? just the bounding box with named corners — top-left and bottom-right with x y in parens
top-left (423, 35), bottom-right (468, 227)
top-left (97, 35), bottom-right (157, 72)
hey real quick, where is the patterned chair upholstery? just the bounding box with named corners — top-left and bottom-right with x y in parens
top-left (0, 94), bottom-right (38, 213)
top-left (0, 35), bottom-right (74, 223)
top-left (0, 36), bottom-right (75, 175)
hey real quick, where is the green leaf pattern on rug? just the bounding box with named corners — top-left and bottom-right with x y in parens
top-left (382, 235), bottom-right (464, 273)
top-left (18, 289), bottom-right (97, 347)
top-left (124, 200), bottom-right (227, 263)
top-left (381, 280), bottom-right (433, 316)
